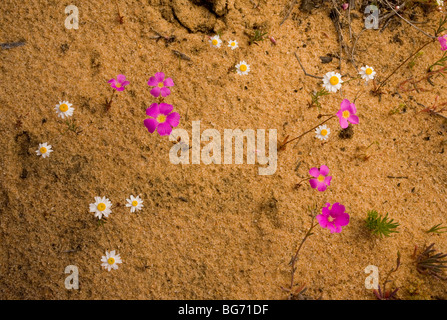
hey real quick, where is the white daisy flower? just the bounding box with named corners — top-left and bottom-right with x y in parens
top-left (315, 125), bottom-right (331, 141)
top-left (235, 61), bottom-right (250, 75)
top-left (209, 35), bottom-right (222, 48)
top-left (54, 101), bottom-right (74, 119)
top-left (125, 195), bottom-right (144, 213)
top-left (89, 196), bottom-right (112, 219)
top-left (359, 65), bottom-right (376, 82)
top-left (228, 40), bottom-right (239, 50)
top-left (35, 142), bottom-right (53, 158)
top-left (101, 250), bottom-right (122, 272)
top-left (322, 71), bottom-right (343, 93)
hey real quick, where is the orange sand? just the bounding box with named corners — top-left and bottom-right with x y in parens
top-left (0, 0), bottom-right (446, 299)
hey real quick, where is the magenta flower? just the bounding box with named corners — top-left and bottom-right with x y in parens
top-left (108, 74), bottom-right (129, 91)
top-left (309, 165), bottom-right (332, 192)
top-left (147, 72), bottom-right (174, 98)
top-left (316, 203), bottom-right (350, 233)
top-left (336, 99), bottom-right (359, 129)
top-left (144, 103), bottom-right (180, 136)
top-left (438, 35), bottom-right (447, 51)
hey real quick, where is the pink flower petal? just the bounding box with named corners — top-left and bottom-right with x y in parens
top-left (154, 72), bottom-right (165, 82)
top-left (309, 167), bottom-right (320, 177)
top-left (144, 118), bottom-right (158, 133)
top-left (339, 117), bottom-right (349, 129)
top-left (160, 87), bottom-right (171, 97)
top-left (340, 99), bottom-right (351, 110)
top-left (324, 176), bottom-right (332, 186)
top-left (335, 213), bottom-right (350, 227)
top-left (121, 81), bottom-right (130, 87)
top-left (146, 103), bottom-right (160, 117)
top-left (317, 182), bottom-right (327, 192)
top-left (117, 74), bottom-right (126, 83)
top-left (331, 202), bottom-right (346, 215)
top-left (346, 102), bottom-right (357, 114)
top-left (322, 203), bottom-right (331, 216)
top-left (166, 112), bottom-right (180, 127)
top-left (319, 165), bottom-right (329, 176)
top-left (157, 122), bottom-right (172, 136)
top-left (147, 77), bottom-right (158, 86)
top-left (316, 214), bottom-right (328, 228)
top-left (108, 79), bottom-right (116, 84)
top-left (348, 114), bottom-right (359, 125)
top-left (163, 78), bottom-right (174, 87)
top-left (159, 103), bottom-right (173, 115)
top-left (150, 87), bottom-right (161, 97)
top-left (309, 179), bottom-right (318, 189)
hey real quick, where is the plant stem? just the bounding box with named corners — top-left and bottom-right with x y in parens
top-left (375, 39), bottom-right (435, 93)
top-left (281, 115), bottom-right (335, 148)
top-left (106, 91), bottom-right (115, 111)
top-left (296, 177), bottom-right (311, 186)
top-left (288, 212), bottom-right (318, 298)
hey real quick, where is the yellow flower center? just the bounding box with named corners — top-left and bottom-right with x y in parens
top-left (342, 110), bottom-right (350, 119)
top-left (329, 76), bottom-right (339, 85)
top-left (317, 175), bottom-right (325, 182)
top-left (157, 82), bottom-right (164, 88)
top-left (156, 114), bottom-right (167, 123)
top-left (240, 65), bottom-right (247, 72)
top-left (107, 257), bottom-right (115, 265)
top-left (97, 203), bottom-right (106, 211)
top-left (212, 39), bottom-right (218, 46)
top-left (365, 68), bottom-right (373, 75)
top-left (328, 216), bottom-right (334, 222)
top-left (59, 104), bottom-right (68, 112)
top-left (132, 200), bottom-right (138, 207)
top-left (39, 147), bottom-right (47, 154)
top-left (231, 42), bottom-right (235, 46)
top-left (115, 82), bottom-right (121, 88)
top-left (321, 129), bottom-right (328, 136)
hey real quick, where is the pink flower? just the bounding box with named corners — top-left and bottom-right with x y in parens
top-left (438, 35), bottom-right (447, 51)
top-left (316, 202), bottom-right (350, 233)
top-left (342, 3), bottom-right (349, 10)
top-left (108, 74), bottom-right (129, 91)
top-left (336, 99), bottom-right (359, 129)
top-left (309, 165), bottom-right (332, 192)
top-left (147, 72), bottom-right (174, 97)
top-left (144, 103), bottom-right (180, 136)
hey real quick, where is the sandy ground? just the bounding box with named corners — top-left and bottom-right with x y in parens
top-left (0, 0), bottom-right (446, 299)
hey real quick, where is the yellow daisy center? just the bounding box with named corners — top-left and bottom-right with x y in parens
top-left (231, 42), bottom-right (235, 46)
top-left (156, 114), bottom-right (167, 123)
top-left (107, 257), bottom-right (115, 265)
top-left (240, 65), bottom-right (247, 72)
top-left (321, 129), bottom-right (328, 136)
top-left (97, 203), bottom-right (106, 212)
top-left (39, 147), bottom-right (47, 154)
top-left (59, 104), bottom-right (69, 112)
top-left (342, 110), bottom-right (350, 119)
top-left (212, 39), bottom-right (218, 46)
top-left (157, 82), bottom-right (164, 88)
top-left (132, 200), bottom-right (138, 207)
top-left (365, 68), bottom-right (373, 75)
top-left (329, 76), bottom-right (339, 85)
top-left (317, 175), bottom-right (325, 182)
